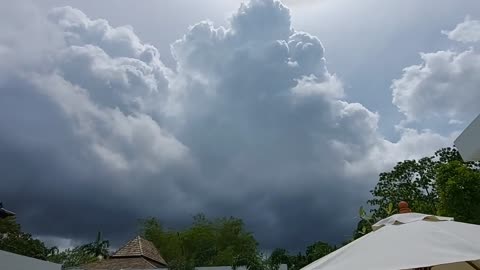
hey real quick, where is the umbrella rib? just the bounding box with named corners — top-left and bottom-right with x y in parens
top-left (467, 261), bottom-right (480, 270)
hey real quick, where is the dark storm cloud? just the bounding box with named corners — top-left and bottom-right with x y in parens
top-left (0, 0), bottom-right (452, 251)
top-left (0, 76), bottom-right (178, 246)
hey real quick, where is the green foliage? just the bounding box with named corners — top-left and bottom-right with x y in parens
top-left (289, 253), bottom-right (308, 270)
top-left (47, 246), bottom-right (99, 267)
top-left (264, 242), bottom-right (336, 270)
top-left (0, 211), bottom-right (109, 268)
top-left (367, 148), bottom-right (462, 219)
top-left (357, 147), bottom-right (480, 238)
top-left (233, 251), bottom-right (267, 270)
top-left (47, 231), bottom-right (110, 267)
top-left (436, 161), bottom-right (480, 224)
top-left (305, 241), bottom-right (335, 263)
top-left (141, 215), bottom-right (337, 270)
top-left (0, 215), bottom-right (21, 233)
top-left (140, 214), bottom-right (259, 270)
top-left (80, 231), bottom-right (110, 259)
top-left (0, 216), bottom-right (50, 260)
top-left (267, 248), bottom-right (290, 269)
top-left (354, 202), bottom-right (396, 239)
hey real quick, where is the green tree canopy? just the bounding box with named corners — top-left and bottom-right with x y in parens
top-left (305, 241), bottom-right (336, 264)
top-left (367, 148), bottom-right (464, 219)
top-left (47, 231), bottom-right (111, 267)
top-left (357, 147), bottom-right (480, 237)
top-left (436, 161), bottom-right (480, 224)
top-left (267, 248), bottom-right (291, 269)
top-left (80, 231), bottom-right (110, 259)
top-left (0, 216), bottom-right (50, 260)
top-left (141, 214), bottom-right (259, 270)
top-left (264, 242), bottom-right (336, 270)
top-left (47, 246), bottom-right (99, 268)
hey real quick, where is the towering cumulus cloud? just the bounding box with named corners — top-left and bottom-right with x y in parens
top-left (0, 0), bottom-right (454, 249)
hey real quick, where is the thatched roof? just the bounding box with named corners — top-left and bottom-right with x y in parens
top-left (81, 236), bottom-right (167, 270)
top-left (112, 236), bottom-right (167, 266)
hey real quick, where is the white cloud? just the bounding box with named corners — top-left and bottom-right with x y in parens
top-left (0, 3), bottom-right (190, 182)
top-left (392, 49), bottom-right (480, 122)
top-left (341, 128), bottom-right (455, 179)
top-left (292, 75), bottom-right (344, 98)
top-left (443, 16), bottom-right (480, 43)
top-left (32, 74), bottom-right (189, 173)
top-left (49, 6), bottom-right (146, 59)
top-left (392, 16), bottom-right (480, 126)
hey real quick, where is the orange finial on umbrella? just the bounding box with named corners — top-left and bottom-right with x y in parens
top-left (398, 201), bottom-right (411, 214)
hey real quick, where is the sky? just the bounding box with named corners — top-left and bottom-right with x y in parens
top-left (1, 0), bottom-right (480, 252)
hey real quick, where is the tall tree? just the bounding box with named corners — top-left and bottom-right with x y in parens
top-left (141, 214), bottom-right (259, 270)
top-left (142, 218), bottom-right (187, 269)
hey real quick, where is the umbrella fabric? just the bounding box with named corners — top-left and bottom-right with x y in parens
top-left (302, 213), bottom-right (480, 270)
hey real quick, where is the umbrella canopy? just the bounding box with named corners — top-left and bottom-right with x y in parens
top-left (302, 203), bottom-right (480, 270)
top-left (455, 113), bottom-right (480, 161)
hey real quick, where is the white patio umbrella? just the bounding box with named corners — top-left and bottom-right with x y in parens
top-left (302, 202), bottom-right (480, 270)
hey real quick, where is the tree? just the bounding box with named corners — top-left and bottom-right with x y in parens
top-left (140, 214), bottom-right (259, 270)
top-left (182, 214), bottom-right (218, 267)
top-left (265, 242), bottom-right (336, 270)
top-left (0, 216), bottom-right (50, 260)
top-left (436, 161), bottom-right (480, 224)
top-left (80, 231), bottom-right (110, 259)
top-left (305, 241), bottom-right (335, 264)
top-left (354, 202), bottom-right (396, 239)
top-left (215, 216), bottom-right (258, 267)
top-left (48, 232), bottom-right (111, 267)
top-left (367, 148), bottom-right (463, 220)
top-left (289, 252), bottom-right (307, 270)
top-left (48, 246), bottom-right (99, 267)
top-left (233, 251), bottom-right (266, 270)
top-left (49, 215), bottom-right (331, 270)
top-left (267, 248), bottom-right (291, 269)
top-left (142, 218), bottom-right (187, 269)
top-left (358, 147), bottom-right (480, 238)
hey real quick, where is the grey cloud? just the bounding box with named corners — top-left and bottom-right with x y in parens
top-left (0, 0), bottom-right (453, 252)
